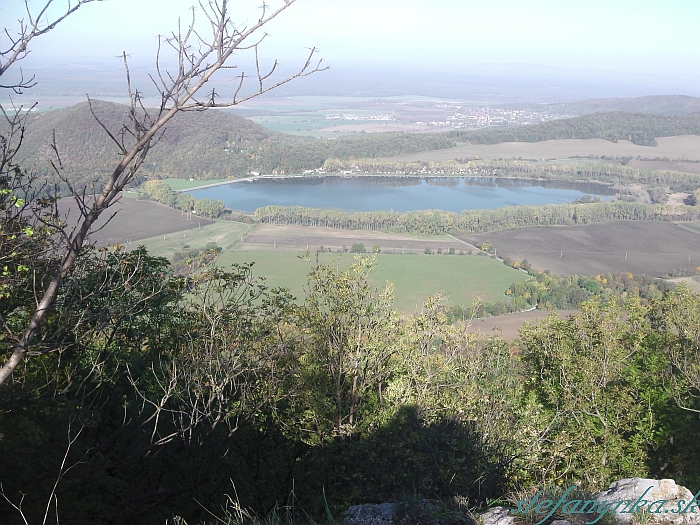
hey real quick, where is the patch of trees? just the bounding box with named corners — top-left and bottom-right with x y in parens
top-left (685, 188), bottom-right (700, 205)
top-left (545, 94), bottom-right (700, 116)
top-left (138, 180), bottom-right (226, 218)
top-left (664, 267), bottom-right (700, 278)
top-left (448, 270), bottom-right (678, 320)
top-left (171, 243), bottom-right (222, 275)
top-left (254, 201), bottom-right (700, 235)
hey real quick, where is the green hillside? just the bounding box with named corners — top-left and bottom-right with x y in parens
top-left (13, 100), bottom-right (455, 186)
top-left (12, 102), bottom-right (700, 197)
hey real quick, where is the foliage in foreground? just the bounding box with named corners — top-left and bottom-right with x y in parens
top-left (1, 247), bottom-right (700, 524)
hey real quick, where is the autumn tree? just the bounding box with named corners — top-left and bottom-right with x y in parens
top-left (0, 0), bottom-right (325, 385)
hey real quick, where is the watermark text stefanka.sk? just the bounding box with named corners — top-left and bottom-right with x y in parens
top-left (512, 486), bottom-right (700, 525)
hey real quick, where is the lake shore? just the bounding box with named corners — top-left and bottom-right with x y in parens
top-left (172, 172), bottom-right (618, 193)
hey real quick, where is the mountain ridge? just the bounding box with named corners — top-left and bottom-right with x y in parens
top-left (10, 100), bottom-right (700, 193)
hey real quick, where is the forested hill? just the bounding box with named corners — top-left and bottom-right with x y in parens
top-left (14, 102), bottom-right (700, 190)
top-left (544, 95), bottom-right (700, 116)
top-left (452, 111), bottom-right (700, 146)
top-left (15, 100), bottom-right (455, 184)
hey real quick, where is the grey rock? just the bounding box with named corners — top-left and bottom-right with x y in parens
top-left (344, 503), bottom-right (401, 525)
top-left (594, 478), bottom-right (700, 525)
top-left (479, 506), bottom-right (516, 525)
top-left (343, 478), bottom-right (700, 525)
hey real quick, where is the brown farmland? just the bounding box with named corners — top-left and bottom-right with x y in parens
top-left (462, 220), bottom-right (700, 277)
top-left (388, 135), bottom-right (700, 162)
top-left (241, 224), bottom-right (467, 254)
top-left (627, 160), bottom-right (700, 175)
top-left (467, 309), bottom-right (577, 341)
top-left (59, 197), bottom-right (214, 246)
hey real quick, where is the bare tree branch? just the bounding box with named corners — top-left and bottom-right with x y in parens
top-left (0, 0), bottom-right (326, 385)
top-left (0, 0), bottom-right (102, 93)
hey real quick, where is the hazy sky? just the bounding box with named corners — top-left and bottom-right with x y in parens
top-left (0, 0), bottom-right (700, 96)
top-left (2, 0), bottom-right (699, 77)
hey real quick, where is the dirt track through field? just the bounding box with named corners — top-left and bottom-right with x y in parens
top-left (241, 224), bottom-right (467, 253)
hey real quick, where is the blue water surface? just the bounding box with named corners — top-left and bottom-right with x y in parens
top-left (187, 176), bottom-right (615, 213)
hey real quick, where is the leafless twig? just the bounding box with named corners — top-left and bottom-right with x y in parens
top-left (0, 0), bottom-right (325, 385)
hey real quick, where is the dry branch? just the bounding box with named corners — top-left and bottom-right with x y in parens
top-left (0, 0), bottom-right (326, 385)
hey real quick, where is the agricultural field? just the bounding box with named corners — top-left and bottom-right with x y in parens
top-left (665, 276), bottom-right (700, 292)
top-left (124, 221), bottom-right (254, 258)
top-left (239, 224), bottom-right (468, 254)
top-left (103, 213), bottom-right (520, 312)
top-left (216, 251), bottom-right (530, 313)
top-left (64, 197), bottom-right (215, 247)
top-left (388, 135), bottom-right (700, 162)
top-left (248, 115), bottom-right (339, 135)
top-left (319, 122), bottom-right (429, 134)
top-left (677, 220), bottom-right (700, 234)
top-left (626, 160), bottom-right (700, 175)
top-left (249, 114), bottom-right (414, 136)
top-left (463, 220), bottom-right (700, 277)
top-left (466, 309), bottom-right (577, 340)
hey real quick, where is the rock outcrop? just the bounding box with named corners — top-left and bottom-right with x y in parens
top-left (344, 503), bottom-right (402, 525)
top-left (479, 506), bottom-right (516, 525)
top-left (594, 478), bottom-right (700, 525)
top-left (343, 478), bottom-right (699, 525)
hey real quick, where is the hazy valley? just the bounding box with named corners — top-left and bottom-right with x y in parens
top-left (4, 1), bottom-right (700, 524)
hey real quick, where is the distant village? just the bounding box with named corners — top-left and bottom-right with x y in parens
top-left (324, 104), bottom-right (563, 129)
top-left (325, 113), bottom-right (396, 121)
top-left (414, 104), bottom-right (563, 128)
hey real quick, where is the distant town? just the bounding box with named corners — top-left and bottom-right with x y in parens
top-left (414, 104), bottom-right (565, 128)
top-left (324, 103), bottom-right (565, 129)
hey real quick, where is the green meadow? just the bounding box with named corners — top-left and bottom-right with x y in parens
top-left (130, 221), bottom-right (253, 258)
top-left (163, 178), bottom-right (229, 191)
top-left (216, 251), bottom-right (530, 313)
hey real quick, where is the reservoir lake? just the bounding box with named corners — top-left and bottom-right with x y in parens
top-left (187, 176), bottom-right (616, 213)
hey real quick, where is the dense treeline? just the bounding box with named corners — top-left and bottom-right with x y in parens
top-left (322, 158), bottom-right (700, 192)
top-left (254, 201), bottom-right (700, 235)
top-left (449, 111), bottom-right (700, 146)
top-left (137, 179), bottom-right (227, 218)
top-left (3, 244), bottom-right (700, 524)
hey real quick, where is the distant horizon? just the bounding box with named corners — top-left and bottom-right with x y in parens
top-left (2, 0), bottom-right (699, 104)
top-left (3, 61), bottom-right (700, 107)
